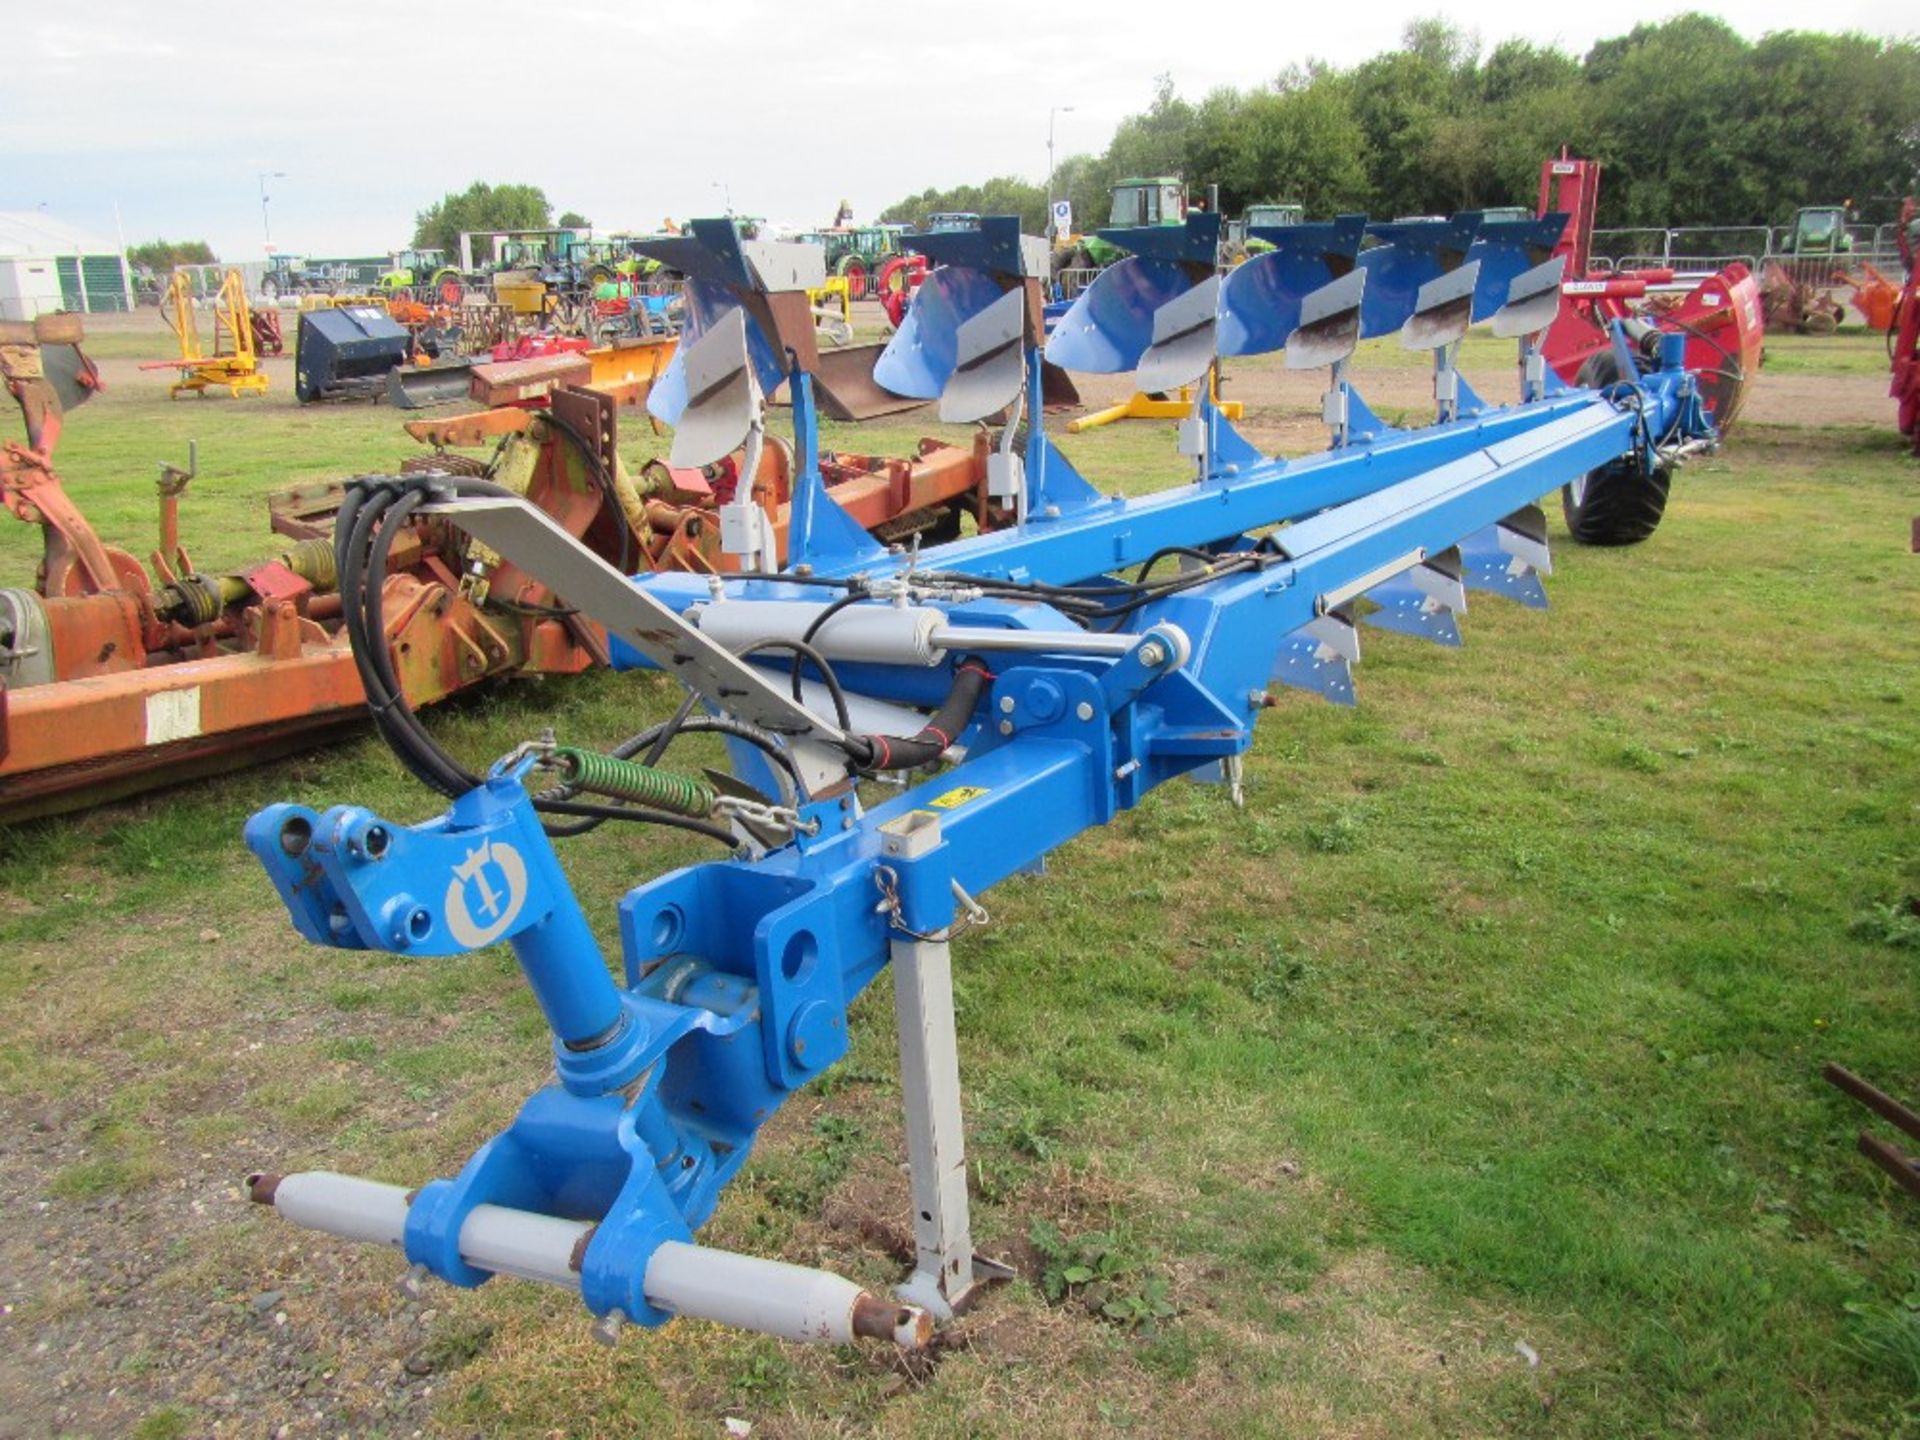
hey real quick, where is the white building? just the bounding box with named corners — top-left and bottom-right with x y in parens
top-left (0, 212), bottom-right (132, 320)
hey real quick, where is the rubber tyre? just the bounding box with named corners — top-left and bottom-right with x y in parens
top-left (838, 256), bottom-right (868, 301)
top-left (1561, 351), bottom-right (1671, 546)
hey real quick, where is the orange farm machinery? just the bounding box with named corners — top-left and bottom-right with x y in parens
top-left (0, 313), bottom-right (992, 817)
top-left (0, 317), bottom-right (629, 819)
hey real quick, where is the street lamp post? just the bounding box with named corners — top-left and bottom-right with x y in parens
top-left (259, 171), bottom-right (286, 250)
top-left (1047, 106), bottom-right (1075, 235)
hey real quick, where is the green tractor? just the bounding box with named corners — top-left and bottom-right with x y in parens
top-left (1081, 176), bottom-right (1188, 267)
top-left (1049, 177), bottom-right (1199, 274)
top-left (1223, 202), bottom-right (1305, 262)
top-left (1779, 204), bottom-right (1855, 256)
top-left (795, 225), bottom-right (903, 300)
top-left (375, 248), bottom-right (466, 305)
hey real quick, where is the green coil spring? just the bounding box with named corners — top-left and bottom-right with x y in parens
top-left (549, 747), bottom-right (717, 818)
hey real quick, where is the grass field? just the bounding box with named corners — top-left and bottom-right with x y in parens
top-left (1, 316), bottom-right (1917, 1438)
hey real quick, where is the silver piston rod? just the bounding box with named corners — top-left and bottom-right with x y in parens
top-left (246, 1171), bottom-right (931, 1349)
top-left (690, 599), bottom-right (1187, 666)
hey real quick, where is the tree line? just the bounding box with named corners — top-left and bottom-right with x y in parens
top-left (880, 15), bottom-right (1920, 235)
top-left (412, 182), bottom-right (591, 260)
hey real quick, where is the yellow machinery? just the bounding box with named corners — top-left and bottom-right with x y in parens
top-left (492, 276), bottom-right (549, 318)
top-left (146, 268), bottom-right (269, 399)
top-left (1065, 374), bottom-right (1243, 433)
top-left (808, 276), bottom-right (853, 346)
top-left (297, 292), bottom-right (390, 313)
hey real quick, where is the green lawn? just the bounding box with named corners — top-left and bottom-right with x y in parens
top-left (1, 325), bottom-right (1916, 1438)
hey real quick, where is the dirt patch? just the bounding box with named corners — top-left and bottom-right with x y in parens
top-left (1064, 349), bottom-right (1892, 439)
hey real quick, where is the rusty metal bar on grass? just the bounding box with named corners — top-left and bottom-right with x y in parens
top-left (1825, 1063), bottom-right (1920, 1201)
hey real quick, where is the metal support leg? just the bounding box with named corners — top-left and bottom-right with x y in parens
top-left (890, 926), bottom-right (976, 1318)
top-left (880, 813), bottom-right (1012, 1320)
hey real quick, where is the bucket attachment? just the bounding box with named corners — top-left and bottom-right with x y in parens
top-left (387, 359), bottom-right (478, 410)
top-left (1284, 270), bottom-right (1367, 371)
top-left (294, 307), bottom-right (411, 403)
top-left (813, 344), bottom-right (931, 421)
top-left (1040, 361), bottom-right (1081, 409)
top-left (1044, 215), bottom-right (1220, 377)
top-left (1218, 216), bottom-right (1366, 358)
top-left (1355, 216), bottom-right (1477, 338)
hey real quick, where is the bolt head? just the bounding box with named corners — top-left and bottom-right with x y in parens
top-left (999, 695), bottom-right (1016, 713)
top-left (1074, 701), bottom-right (1095, 722)
top-left (1138, 642), bottom-right (1166, 668)
top-left (998, 719), bottom-right (1014, 736)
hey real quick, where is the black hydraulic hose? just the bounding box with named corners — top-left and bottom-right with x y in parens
top-left (846, 661), bottom-right (991, 772)
top-left (786, 590), bottom-right (875, 703)
top-left (734, 638), bottom-right (855, 730)
top-left (540, 406), bottom-right (634, 575)
top-left (537, 797), bottom-right (737, 846)
top-left (335, 474), bottom-right (753, 846)
top-left (1134, 545), bottom-right (1223, 582)
top-left (339, 480), bottom-right (460, 797)
top-left (642, 690), bottom-right (702, 768)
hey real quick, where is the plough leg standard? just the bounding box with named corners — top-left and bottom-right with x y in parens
top-left (245, 215), bottom-right (1715, 1348)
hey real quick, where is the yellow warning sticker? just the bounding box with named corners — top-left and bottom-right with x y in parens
top-left (928, 785), bottom-right (989, 810)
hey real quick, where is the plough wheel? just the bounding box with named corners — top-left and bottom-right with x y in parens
top-left (1562, 352), bottom-right (1671, 546)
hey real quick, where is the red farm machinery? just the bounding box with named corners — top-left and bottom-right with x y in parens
top-left (1538, 152), bottom-right (1765, 437)
top-left (1892, 197), bottom-right (1919, 459)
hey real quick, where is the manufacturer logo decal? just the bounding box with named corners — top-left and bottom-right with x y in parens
top-left (444, 839), bottom-right (529, 948)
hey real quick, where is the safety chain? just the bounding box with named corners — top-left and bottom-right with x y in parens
top-left (872, 865), bottom-right (991, 943)
top-left (712, 794), bottom-right (820, 837)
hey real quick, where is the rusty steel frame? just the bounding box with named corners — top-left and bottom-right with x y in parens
top-left (1826, 1063), bottom-right (1920, 1201)
top-left (0, 332), bottom-right (629, 820)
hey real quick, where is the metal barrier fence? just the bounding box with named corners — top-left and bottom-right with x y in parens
top-left (1590, 223), bottom-right (1905, 276)
top-left (1054, 267), bottom-right (1100, 301)
top-left (1620, 253), bottom-right (1761, 278)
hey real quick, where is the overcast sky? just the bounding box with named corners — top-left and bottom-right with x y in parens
top-left (5, 0), bottom-right (1911, 258)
